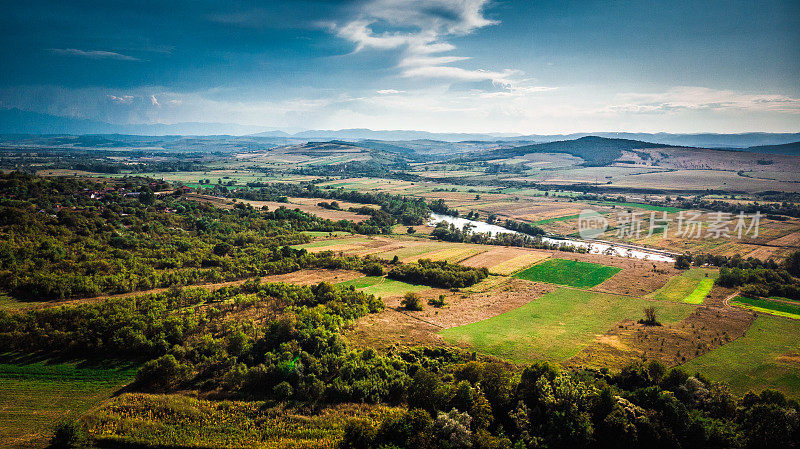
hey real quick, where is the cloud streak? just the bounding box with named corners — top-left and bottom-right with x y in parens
top-left (49, 48), bottom-right (140, 61)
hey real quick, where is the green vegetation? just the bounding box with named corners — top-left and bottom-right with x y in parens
top-left (0, 359), bottom-right (136, 447)
top-left (731, 296), bottom-right (800, 319)
top-left (718, 256), bottom-right (800, 300)
top-left (684, 315), bottom-right (800, 397)
top-left (441, 288), bottom-right (693, 362)
top-left (0, 173), bottom-right (397, 301)
top-left (388, 259), bottom-right (489, 289)
top-left (513, 258), bottom-right (621, 288)
top-left (361, 279), bottom-right (430, 298)
top-left (684, 278), bottom-right (715, 304)
top-left (532, 214), bottom-right (580, 224)
top-left (649, 268), bottom-right (717, 304)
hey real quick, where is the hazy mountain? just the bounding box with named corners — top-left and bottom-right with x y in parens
top-left (0, 108), bottom-right (273, 136)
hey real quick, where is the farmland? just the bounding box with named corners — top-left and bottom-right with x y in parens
top-left (513, 258), bottom-right (622, 288)
top-left (731, 296), bottom-right (800, 319)
top-left (648, 268), bottom-right (718, 303)
top-left (440, 287), bottom-right (695, 362)
top-left (683, 315), bottom-right (800, 397)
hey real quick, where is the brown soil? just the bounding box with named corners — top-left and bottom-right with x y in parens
top-left (566, 286), bottom-right (755, 369)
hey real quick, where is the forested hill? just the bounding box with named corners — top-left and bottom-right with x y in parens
top-left (745, 141), bottom-right (800, 156)
top-left (472, 136), bottom-right (679, 167)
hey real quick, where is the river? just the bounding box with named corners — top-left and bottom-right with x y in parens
top-left (428, 213), bottom-right (675, 263)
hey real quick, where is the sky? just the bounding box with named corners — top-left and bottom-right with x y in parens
top-left (0, 0), bottom-right (798, 134)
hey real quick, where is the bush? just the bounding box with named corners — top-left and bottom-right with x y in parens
top-left (401, 292), bottom-right (423, 311)
top-left (51, 420), bottom-right (86, 449)
top-left (428, 294), bottom-right (447, 308)
top-left (274, 381), bottom-right (294, 401)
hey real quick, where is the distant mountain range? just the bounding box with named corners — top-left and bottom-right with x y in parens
top-left (1, 107), bottom-right (799, 150)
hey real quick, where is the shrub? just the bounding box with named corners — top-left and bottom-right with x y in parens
top-left (51, 420), bottom-right (86, 449)
top-left (428, 294), bottom-right (447, 308)
top-left (401, 292), bottom-right (423, 311)
top-left (274, 381), bottom-right (294, 401)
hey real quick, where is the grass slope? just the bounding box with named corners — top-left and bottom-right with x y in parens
top-left (440, 288), bottom-right (694, 363)
top-left (683, 315), bottom-right (800, 398)
top-left (513, 259), bottom-right (621, 288)
top-left (0, 359), bottom-right (136, 448)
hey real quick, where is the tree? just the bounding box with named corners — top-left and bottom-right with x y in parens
top-left (401, 292), bottom-right (423, 311)
top-left (639, 306), bottom-right (660, 326)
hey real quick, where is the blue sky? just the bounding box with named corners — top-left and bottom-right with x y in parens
top-left (1, 0), bottom-right (798, 133)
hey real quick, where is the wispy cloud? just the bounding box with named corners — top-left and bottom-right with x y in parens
top-left (49, 48), bottom-right (140, 61)
top-left (610, 87), bottom-right (800, 114)
top-left (334, 0), bottom-right (517, 84)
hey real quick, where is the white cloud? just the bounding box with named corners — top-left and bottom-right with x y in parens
top-left (106, 94), bottom-right (134, 104)
top-left (377, 89), bottom-right (405, 94)
top-left (149, 95), bottom-right (160, 107)
top-left (49, 48), bottom-right (139, 61)
top-left (334, 0), bottom-right (520, 85)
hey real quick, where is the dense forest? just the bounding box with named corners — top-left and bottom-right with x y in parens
top-left (0, 173), bottom-right (394, 300)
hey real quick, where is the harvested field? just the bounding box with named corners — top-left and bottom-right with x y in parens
top-left (261, 269), bottom-right (365, 285)
top-left (460, 247), bottom-right (550, 275)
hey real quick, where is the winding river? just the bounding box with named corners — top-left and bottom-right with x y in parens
top-left (428, 213), bottom-right (676, 263)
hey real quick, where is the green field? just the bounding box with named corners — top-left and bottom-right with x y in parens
top-left (649, 268), bottom-right (718, 304)
top-left (731, 296), bottom-right (800, 319)
top-left (0, 359), bottom-right (136, 448)
top-left (513, 258), bottom-right (621, 288)
top-left (337, 276), bottom-right (430, 298)
top-left (683, 315), bottom-right (800, 398)
top-left (440, 288), bottom-right (694, 362)
top-left (592, 201), bottom-right (684, 212)
top-left (532, 214), bottom-right (581, 225)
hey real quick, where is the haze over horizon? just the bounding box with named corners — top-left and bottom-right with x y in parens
top-left (1, 0), bottom-right (799, 134)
